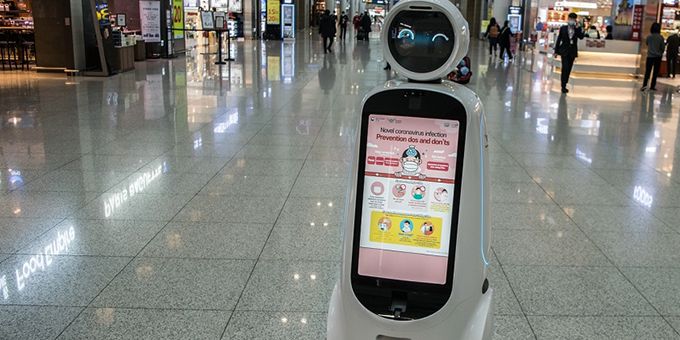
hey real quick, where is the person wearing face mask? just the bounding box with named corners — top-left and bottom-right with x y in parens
top-left (554, 13), bottom-right (585, 94)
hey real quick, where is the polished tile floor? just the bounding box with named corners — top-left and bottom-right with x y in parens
top-left (1, 31), bottom-right (680, 339)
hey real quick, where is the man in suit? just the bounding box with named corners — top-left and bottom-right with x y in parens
top-left (554, 13), bottom-right (584, 94)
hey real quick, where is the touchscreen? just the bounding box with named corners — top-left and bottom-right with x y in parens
top-left (357, 114), bottom-right (460, 285)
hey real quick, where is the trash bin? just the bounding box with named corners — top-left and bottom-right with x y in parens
top-left (134, 40), bottom-right (146, 61)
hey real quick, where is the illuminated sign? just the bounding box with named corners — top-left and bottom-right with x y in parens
top-left (554, 1), bottom-right (598, 8)
top-left (173, 0), bottom-right (184, 39)
top-left (267, 0), bottom-right (280, 24)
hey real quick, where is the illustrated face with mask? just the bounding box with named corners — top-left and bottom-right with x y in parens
top-left (400, 145), bottom-right (422, 174)
top-left (378, 218), bottom-right (391, 231)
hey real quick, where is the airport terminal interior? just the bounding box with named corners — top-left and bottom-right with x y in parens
top-left (2, 21), bottom-right (680, 340)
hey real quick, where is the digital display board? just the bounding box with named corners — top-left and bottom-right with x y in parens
top-left (357, 114), bottom-right (460, 285)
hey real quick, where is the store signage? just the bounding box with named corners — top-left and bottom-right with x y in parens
top-left (267, 0), bottom-right (281, 24)
top-left (116, 13), bottom-right (127, 27)
top-left (508, 6), bottom-right (522, 14)
top-left (201, 11), bottom-right (215, 29)
top-left (140, 0), bottom-right (161, 42)
top-left (554, 1), bottom-right (597, 8)
top-left (95, 1), bottom-right (110, 28)
top-left (631, 4), bottom-right (643, 41)
top-left (585, 39), bottom-right (606, 48)
top-left (173, 0), bottom-right (184, 38)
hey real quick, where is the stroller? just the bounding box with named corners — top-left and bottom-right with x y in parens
top-left (446, 56), bottom-right (472, 84)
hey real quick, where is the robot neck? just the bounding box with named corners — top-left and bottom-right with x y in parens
top-left (407, 78), bottom-right (443, 84)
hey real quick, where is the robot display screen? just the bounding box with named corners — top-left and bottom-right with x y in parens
top-left (357, 114), bottom-right (460, 285)
top-left (387, 11), bottom-right (455, 74)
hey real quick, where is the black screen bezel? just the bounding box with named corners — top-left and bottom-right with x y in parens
top-left (350, 89), bottom-right (467, 298)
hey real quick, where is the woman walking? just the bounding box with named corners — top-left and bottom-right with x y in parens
top-left (485, 18), bottom-right (501, 57)
top-left (498, 20), bottom-right (513, 61)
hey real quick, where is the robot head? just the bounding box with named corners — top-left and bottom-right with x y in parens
top-left (381, 0), bottom-right (469, 82)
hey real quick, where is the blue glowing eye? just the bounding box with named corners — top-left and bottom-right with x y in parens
top-left (432, 33), bottom-right (449, 42)
top-left (398, 29), bottom-right (415, 40)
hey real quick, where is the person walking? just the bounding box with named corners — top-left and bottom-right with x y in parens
top-left (666, 28), bottom-right (679, 78)
top-left (353, 12), bottom-right (361, 34)
top-left (360, 11), bottom-right (372, 39)
top-left (485, 17), bottom-right (501, 57)
top-left (641, 22), bottom-right (664, 91)
top-left (498, 20), bottom-right (513, 61)
top-left (554, 13), bottom-right (584, 93)
top-left (339, 11), bottom-right (349, 40)
top-left (319, 10), bottom-right (336, 53)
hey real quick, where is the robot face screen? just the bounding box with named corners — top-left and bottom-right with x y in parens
top-left (387, 10), bottom-right (455, 74)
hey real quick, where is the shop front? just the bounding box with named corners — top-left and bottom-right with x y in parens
top-left (0, 0), bottom-right (34, 71)
top-left (182, 0), bottom-right (244, 45)
top-left (525, 0), bottom-right (646, 78)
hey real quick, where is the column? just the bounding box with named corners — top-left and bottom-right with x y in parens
top-left (493, 0), bottom-right (509, 22)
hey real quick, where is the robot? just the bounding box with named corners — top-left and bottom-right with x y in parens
top-left (327, 0), bottom-right (494, 339)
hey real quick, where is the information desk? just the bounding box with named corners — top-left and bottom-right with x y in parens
top-left (553, 39), bottom-right (641, 78)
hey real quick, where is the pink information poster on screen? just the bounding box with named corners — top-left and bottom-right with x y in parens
top-left (358, 114), bottom-right (460, 284)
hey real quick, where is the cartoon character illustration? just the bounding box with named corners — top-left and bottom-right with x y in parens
top-left (434, 188), bottom-right (449, 202)
top-left (392, 184), bottom-right (407, 198)
top-left (400, 219), bottom-right (413, 233)
top-left (395, 145), bottom-right (426, 179)
top-left (378, 217), bottom-right (392, 232)
top-left (412, 186), bottom-right (426, 200)
top-left (421, 222), bottom-right (434, 235)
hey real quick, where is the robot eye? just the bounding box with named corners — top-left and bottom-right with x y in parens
top-left (432, 33), bottom-right (449, 42)
top-left (397, 28), bottom-right (415, 40)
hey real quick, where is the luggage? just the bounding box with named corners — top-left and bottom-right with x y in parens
top-left (357, 28), bottom-right (367, 40)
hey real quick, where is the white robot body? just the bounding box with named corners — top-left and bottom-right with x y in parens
top-left (327, 82), bottom-right (493, 340)
top-left (327, 1), bottom-right (493, 338)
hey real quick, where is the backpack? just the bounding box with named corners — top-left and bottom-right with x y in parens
top-left (489, 25), bottom-right (499, 38)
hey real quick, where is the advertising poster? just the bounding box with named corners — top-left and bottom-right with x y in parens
top-left (357, 114), bottom-right (460, 285)
top-left (173, 0), bottom-right (184, 39)
top-left (140, 0), bottom-right (161, 42)
top-left (201, 11), bottom-right (215, 29)
top-left (95, 1), bottom-right (110, 28)
top-left (230, 0), bottom-right (243, 11)
top-left (631, 5), bottom-right (643, 40)
top-left (267, 0), bottom-right (280, 24)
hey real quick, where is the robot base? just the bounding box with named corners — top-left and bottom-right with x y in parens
top-left (327, 285), bottom-right (494, 340)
